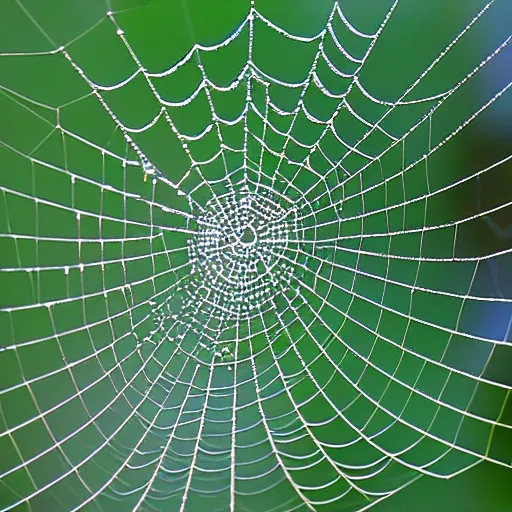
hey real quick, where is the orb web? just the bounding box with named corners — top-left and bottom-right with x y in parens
top-left (0, 0), bottom-right (511, 511)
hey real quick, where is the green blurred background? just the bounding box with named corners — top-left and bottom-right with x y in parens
top-left (0, 0), bottom-right (511, 510)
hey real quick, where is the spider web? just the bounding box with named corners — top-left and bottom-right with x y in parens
top-left (0, 0), bottom-right (511, 511)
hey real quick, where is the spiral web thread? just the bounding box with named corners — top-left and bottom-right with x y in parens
top-left (0, 0), bottom-right (511, 511)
